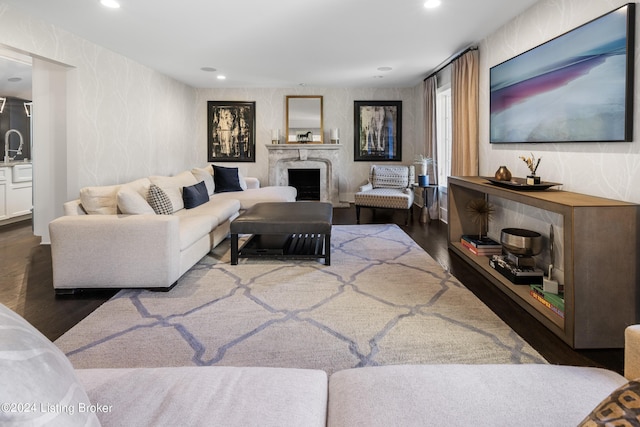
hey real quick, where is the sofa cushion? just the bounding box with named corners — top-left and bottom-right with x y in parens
top-left (80, 184), bottom-right (120, 215)
top-left (0, 303), bottom-right (101, 427)
top-left (183, 181), bottom-right (210, 209)
top-left (578, 380), bottom-right (640, 426)
top-left (328, 365), bottom-right (626, 427)
top-left (150, 171), bottom-right (198, 212)
top-left (175, 198), bottom-right (240, 226)
top-left (147, 184), bottom-right (173, 215)
top-left (178, 214), bottom-right (217, 251)
top-left (213, 165), bottom-right (243, 193)
top-left (77, 366), bottom-right (327, 427)
top-left (354, 187), bottom-right (414, 210)
top-left (191, 165), bottom-right (215, 196)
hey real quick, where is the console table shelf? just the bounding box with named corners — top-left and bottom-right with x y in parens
top-left (448, 176), bottom-right (639, 349)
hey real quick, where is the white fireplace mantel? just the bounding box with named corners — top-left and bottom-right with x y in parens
top-left (266, 144), bottom-right (344, 206)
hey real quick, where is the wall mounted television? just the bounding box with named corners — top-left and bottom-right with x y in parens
top-left (490, 3), bottom-right (635, 143)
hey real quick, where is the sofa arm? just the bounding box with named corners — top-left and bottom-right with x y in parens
top-left (358, 183), bottom-right (373, 193)
top-left (63, 199), bottom-right (87, 216)
top-left (49, 215), bottom-right (181, 290)
top-left (625, 325), bottom-right (640, 380)
top-left (244, 177), bottom-right (260, 189)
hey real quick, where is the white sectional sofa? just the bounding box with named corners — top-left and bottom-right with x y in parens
top-left (48, 165), bottom-right (296, 294)
top-left (1, 302), bottom-right (638, 427)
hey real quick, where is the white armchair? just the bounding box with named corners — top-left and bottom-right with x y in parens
top-left (354, 165), bottom-right (415, 225)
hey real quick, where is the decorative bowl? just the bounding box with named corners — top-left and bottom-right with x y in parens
top-left (500, 228), bottom-right (542, 256)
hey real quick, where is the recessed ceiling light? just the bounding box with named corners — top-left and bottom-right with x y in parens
top-left (377, 67), bottom-right (393, 72)
top-left (424, 0), bottom-right (441, 9)
top-left (100, 0), bottom-right (121, 9)
top-left (7, 77), bottom-right (22, 83)
top-left (217, 75), bottom-right (226, 80)
top-left (201, 67), bottom-right (217, 72)
top-left (373, 75), bottom-right (384, 79)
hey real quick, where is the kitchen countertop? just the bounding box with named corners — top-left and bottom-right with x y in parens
top-left (1, 161), bottom-right (32, 167)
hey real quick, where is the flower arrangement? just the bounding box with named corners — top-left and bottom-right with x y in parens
top-left (414, 154), bottom-right (433, 176)
top-left (520, 153), bottom-right (541, 175)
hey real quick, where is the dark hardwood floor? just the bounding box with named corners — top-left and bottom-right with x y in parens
top-left (1, 206), bottom-right (624, 373)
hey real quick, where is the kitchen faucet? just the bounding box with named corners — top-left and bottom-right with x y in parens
top-left (4, 129), bottom-right (24, 162)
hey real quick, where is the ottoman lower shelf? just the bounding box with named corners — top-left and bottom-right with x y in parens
top-left (236, 233), bottom-right (329, 263)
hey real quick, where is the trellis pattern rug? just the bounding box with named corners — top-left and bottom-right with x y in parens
top-left (55, 224), bottom-right (546, 373)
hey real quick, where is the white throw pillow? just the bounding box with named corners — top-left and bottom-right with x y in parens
top-left (149, 171), bottom-right (198, 213)
top-left (0, 303), bottom-right (101, 426)
top-left (79, 185), bottom-right (120, 215)
top-left (117, 186), bottom-right (155, 215)
top-left (191, 166), bottom-right (215, 196)
top-left (117, 178), bottom-right (154, 215)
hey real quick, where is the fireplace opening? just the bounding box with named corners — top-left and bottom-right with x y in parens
top-left (288, 168), bottom-right (320, 201)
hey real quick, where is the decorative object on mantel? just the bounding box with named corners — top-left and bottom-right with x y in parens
top-left (465, 198), bottom-right (495, 240)
top-left (330, 128), bottom-right (340, 144)
top-left (494, 165), bottom-right (512, 181)
top-left (520, 153), bottom-right (541, 184)
top-left (271, 129), bottom-right (280, 144)
top-left (485, 177), bottom-right (561, 191)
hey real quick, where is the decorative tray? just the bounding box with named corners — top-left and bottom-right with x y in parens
top-left (484, 177), bottom-right (561, 191)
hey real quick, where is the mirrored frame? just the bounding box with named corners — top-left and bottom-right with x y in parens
top-left (286, 95), bottom-right (323, 144)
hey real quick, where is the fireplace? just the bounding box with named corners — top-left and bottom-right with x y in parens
top-left (288, 168), bottom-right (320, 201)
top-left (266, 144), bottom-right (345, 206)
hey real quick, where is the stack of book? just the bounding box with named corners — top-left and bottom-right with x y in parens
top-left (489, 254), bottom-right (544, 285)
top-left (529, 284), bottom-right (565, 318)
top-left (460, 235), bottom-right (503, 256)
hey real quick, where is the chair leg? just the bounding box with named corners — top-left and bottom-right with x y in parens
top-left (356, 205), bottom-right (361, 224)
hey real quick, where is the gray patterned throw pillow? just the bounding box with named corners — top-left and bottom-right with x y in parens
top-left (147, 183), bottom-right (173, 215)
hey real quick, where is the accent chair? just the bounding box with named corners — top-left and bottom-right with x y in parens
top-left (354, 165), bottom-right (415, 225)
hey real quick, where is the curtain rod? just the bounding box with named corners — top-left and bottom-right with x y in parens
top-left (423, 46), bottom-right (478, 81)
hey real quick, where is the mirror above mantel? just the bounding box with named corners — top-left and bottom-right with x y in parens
top-left (286, 95), bottom-right (323, 144)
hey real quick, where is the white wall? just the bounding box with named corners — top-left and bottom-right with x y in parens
top-left (479, 0), bottom-right (640, 203)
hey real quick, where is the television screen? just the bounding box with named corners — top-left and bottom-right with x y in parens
top-left (490, 4), bottom-right (635, 143)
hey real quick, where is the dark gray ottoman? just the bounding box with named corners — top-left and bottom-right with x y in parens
top-left (230, 202), bottom-right (333, 265)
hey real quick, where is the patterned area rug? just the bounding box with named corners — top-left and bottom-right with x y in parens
top-left (55, 224), bottom-right (546, 373)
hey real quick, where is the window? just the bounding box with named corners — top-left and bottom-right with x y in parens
top-left (436, 86), bottom-right (452, 189)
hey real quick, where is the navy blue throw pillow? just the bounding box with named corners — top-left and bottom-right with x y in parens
top-left (213, 165), bottom-right (243, 193)
top-left (182, 181), bottom-right (209, 209)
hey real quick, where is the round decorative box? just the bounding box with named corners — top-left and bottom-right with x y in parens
top-left (500, 228), bottom-right (542, 256)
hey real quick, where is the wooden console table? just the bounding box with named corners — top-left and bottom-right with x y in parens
top-left (448, 176), bottom-right (639, 349)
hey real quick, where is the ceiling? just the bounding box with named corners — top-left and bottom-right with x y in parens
top-left (1, 0), bottom-right (540, 88)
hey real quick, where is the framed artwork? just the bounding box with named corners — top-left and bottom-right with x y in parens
top-left (207, 101), bottom-right (256, 162)
top-left (354, 101), bottom-right (402, 161)
top-left (490, 3), bottom-right (635, 143)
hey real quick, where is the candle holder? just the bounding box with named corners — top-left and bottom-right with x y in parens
top-left (271, 129), bottom-right (280, 144)
top-left (330, 128), bottom-right (339, 144)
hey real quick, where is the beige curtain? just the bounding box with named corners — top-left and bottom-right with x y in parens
top-left (423, 76), bottom-right (438, 218)
top-left (451, 49), bottom-right (479, 176)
